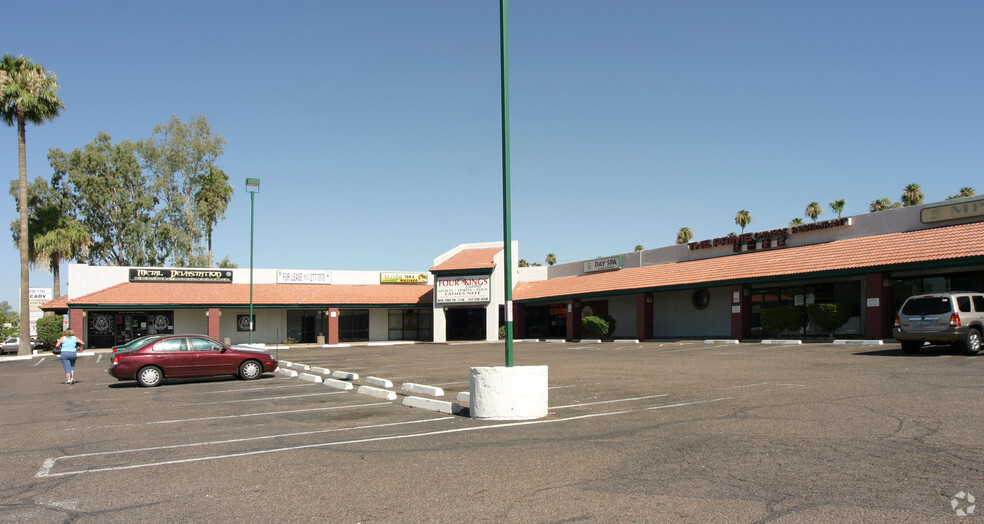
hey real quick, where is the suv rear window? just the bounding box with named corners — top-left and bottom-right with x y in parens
top-left (901, 297), bottom-right (952, 315)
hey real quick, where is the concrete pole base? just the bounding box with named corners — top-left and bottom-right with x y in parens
top-left (469, 365), bottom-right (548, 420)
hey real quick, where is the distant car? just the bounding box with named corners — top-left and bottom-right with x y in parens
top-left (1, 337), bottom-right (44, 354)
top-left (108, 334), bottom-right (278, 387)
top-left (894, 292), bottom-right (984, 355)
top-left (112, 334), bottom-right (161, 353)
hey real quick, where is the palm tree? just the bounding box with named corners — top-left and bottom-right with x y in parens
top-left (901, 183), bottom-right (924, 207)
top-left (829, 199), bottom-right (846, 218)
top-left (544, 253), bottom-right (557, 266)
top-left (869, 198), bottom-right (899, 212)
top-left (734, 210), bottom-right (752, 234)
top-left (789, 218), bottom-right (803, 226)
top-left (805, 202), bottom-right (823, 222)
top-left (1, 55), bottom-right (64, 356)
top-left (634, 244), bottom-right (643, 252)
top-left (518, 259), bottom-right (529, 268)
top-left (947, 187), bottom-right (976, 200)
top-left (10, 178), bottom-right (90, 298)
top-left (676, 227), bottom-right (693, 244)
top-left (195, 166), bottom-right (234, 267)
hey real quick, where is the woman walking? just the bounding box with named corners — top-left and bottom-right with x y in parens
top-left (55, 329), bottom-right (84, 384)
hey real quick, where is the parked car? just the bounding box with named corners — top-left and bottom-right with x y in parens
top-left (1, 337), bottom-right (44, 354)
top-left (893, 292), bottom-right (984, 355)
top-left (108, 334), bottom-right (278, 387)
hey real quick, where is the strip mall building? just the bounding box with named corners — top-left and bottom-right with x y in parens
top-left (44, 197), bottom-right (984, 348)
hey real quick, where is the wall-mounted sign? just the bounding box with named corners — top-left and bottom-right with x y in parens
top-left (688, 218), bottom-right (851, 253)
top-left (129, 268), bottom-right (233, 283)
top-left (276, 269), bottom-right (331, 284)
top-left (380, 272), bottom-right (429, 284)
top-left (435, 275), bottom-right (491, 305)
top-left (583, 256), bottom-right (622, 273)
top-left (921, 196), bottom-right (984, 224)
top-left (237, 314), bottom-right (255, 332)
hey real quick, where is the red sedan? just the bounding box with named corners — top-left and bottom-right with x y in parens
top-left (108, 335), bottom-right (278, 387)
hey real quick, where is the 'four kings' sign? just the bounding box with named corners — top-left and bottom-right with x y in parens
top-left (435, 275), bottom-right (491, 304)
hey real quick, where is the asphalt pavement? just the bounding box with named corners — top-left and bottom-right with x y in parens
top-left (0, 340), bottom-right (981, 522)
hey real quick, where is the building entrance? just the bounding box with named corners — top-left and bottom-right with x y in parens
top-left (287, 310), bottom-right (325, 343)
top-left (445, 308), bottom-right (486, 341)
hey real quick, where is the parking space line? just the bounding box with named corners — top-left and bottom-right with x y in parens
top-left (552, 393), bottom-right (670, 410)
top-left (151, 402), bottom-right (393, 424)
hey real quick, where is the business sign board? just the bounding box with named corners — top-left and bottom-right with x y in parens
top-left (28, 287), bottom-right (52, 336)
top-left (276, 269), bottom-right (331, 284)
top-left (435, 275), bottom-right (491, 305)
top-left (584, 256), bottom-right (622, 274)
top-left (921, 196), bottom-right (984, 224)
top-left (129, 268), bottom-right (233, 283)
top-left (380, 272), bottom-right (429, 284)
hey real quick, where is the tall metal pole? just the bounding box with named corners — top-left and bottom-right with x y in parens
top-left (249, 189), bottom-right (255, 344)
top-left (500, 0), bottom-right (514, 367)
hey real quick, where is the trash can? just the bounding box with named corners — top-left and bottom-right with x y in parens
top-left (316, 335), bottom-right (325, 344)
top-left (223, 337), bottom-right (231, 345)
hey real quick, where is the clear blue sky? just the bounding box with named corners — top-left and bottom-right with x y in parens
top-left (3, 1), bottom-right (982, 308)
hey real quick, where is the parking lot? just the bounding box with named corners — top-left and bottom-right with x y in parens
top-left (1, 340), bottom-right (981, 522)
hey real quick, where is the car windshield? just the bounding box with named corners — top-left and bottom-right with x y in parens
top-left (901, 297), bottom-right (952, 316)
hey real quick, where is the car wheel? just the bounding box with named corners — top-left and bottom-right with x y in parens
top-left (136, 366), bottom-right (163, 387)
top-left (965, 330), bottom-right (981, 355)
top-left (239, 360), bottom-right (263, 380)
top-left (900, 341), bottom-right (922, 354)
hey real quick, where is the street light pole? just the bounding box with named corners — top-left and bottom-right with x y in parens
top-left (246, 178), bottom-right (260, 343)
top-left (500, 0), bottom-right (514, 367)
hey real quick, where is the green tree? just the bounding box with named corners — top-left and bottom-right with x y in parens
top-left (735, 210), bottom-right (752, 234)
top-left (829, 198), bottom-right (846, 218)
top-left (805, 202), bottom-right (823, 222)
top-left (946, 187), bottom-right (976, 200)
top-left (196, 166), bottom-right (234, 267)
top-left (1, 54), bottom-right (64, 356)
top-left (544, 253), bottom-right (557, 266)
top-left (634, 244), bottom-right (643, 252)
top-left (789, 218), bottom-right (804, 226)
top-left (0, 301), bottom-right (18, 340)
top-left (676, 227), bottom-right (693, 244)
top-left (138, 114), bottom-right (226, 266)
top-left (49, 132), bottom-right (159, 266)
top-left (9, 177), bottom-right (90, 297)
top-left (869, 198), bottom-right (900, 212)
top-left (808, 302), bottom-right (852, 338)
top-left (35, 314), bottom-right (63, 348)
top-left (518, 259), bottom-right (529, 268)
top-left (901, 183), bottom-right (924, 207)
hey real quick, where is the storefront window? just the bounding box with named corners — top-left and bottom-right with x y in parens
top-left (388, 309), bottom-right (432, 341)
top-left (339, 309), bottom-right (370, 342)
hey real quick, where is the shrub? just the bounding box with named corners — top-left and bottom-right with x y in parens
top-left (759, 305), bottom-right (808, 337)
top-left (599, 314), bottom-right (617, 339)
top-left (36, 315), bottom-right (64, 348)
top-left (581, 316), bottom-right (609, 338)
top-left (808, 302), bottom-right (852, 337)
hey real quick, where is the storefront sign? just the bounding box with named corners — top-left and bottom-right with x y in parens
top-left (583, 256), bottom-right (622, 273)
top-left (435, 275), bottom-right (491, 304)
top-left (129, 268), bottom-right (233, 283)
top-left (921, 196), bottom-right (984, 224)
top-left (380, 272), bottom-right (429, 284)
top-left (276, 269), bottom-right (331, 284)
top-left (688, 218), bottom-right (851, 253)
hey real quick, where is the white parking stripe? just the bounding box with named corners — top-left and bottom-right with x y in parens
top-left (552, 393), bottom-right (670, 410)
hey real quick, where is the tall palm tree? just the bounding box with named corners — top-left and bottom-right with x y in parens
top-left (789, 218), bottom-right (804, 226)
top-left (869, 198), bottom-right (899, 212)
top-left (1, 55), bottom-right (64, 356)
top-left (195, 166), bottom-right (234, 267)
top-left (544, 253), bottom-right (557, 266)
top-left (10, 177), bottom-right (90, 298)
top-left (734, 210), bottom-right (752, 234)
top-left (805, 202), bottom-right (823, 222)
top-left (829, 199), bottom-right (846, 218)
top-left (634, 244), bottom-right (644, 252)
top-left (901, 183), bottom-right (924, 207)
top-left (676, 227), bottom-right (693, 244)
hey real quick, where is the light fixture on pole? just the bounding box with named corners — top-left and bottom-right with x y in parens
top-left (246, 177), bottom-right (260, 343)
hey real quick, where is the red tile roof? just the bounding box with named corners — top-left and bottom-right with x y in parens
top-left (41, 294), bottom-right (69, 310)
top-left (430, 248), bottom-right (501, 272)
top-left (515, 221), bottom-right (984, 301)
top-left (69, 283), bottom-right (433, 307)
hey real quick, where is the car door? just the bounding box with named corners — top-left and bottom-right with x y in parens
top-left (187, 337), bottom-right (233, 376)
top-left (152, 337), bottom-right (193, 377)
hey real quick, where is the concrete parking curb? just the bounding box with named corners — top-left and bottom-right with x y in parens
top-left (323, 378), bottom-right (353, 390)
top-left (401, 382), bottom-right (444, 397)
top-left (403, 396), bottom-right (462, 414)
top-left (297, 372), bottom-right (323, 383)
top-left (331, 370), bottom-right (359, 380)
top-left (358, 385), bottom-right (397, 400)
top-left (366, 376), bottom-right (394, 388)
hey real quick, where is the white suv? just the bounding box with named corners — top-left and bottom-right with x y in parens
top-left (894, 292), bottom-right (984, 355)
